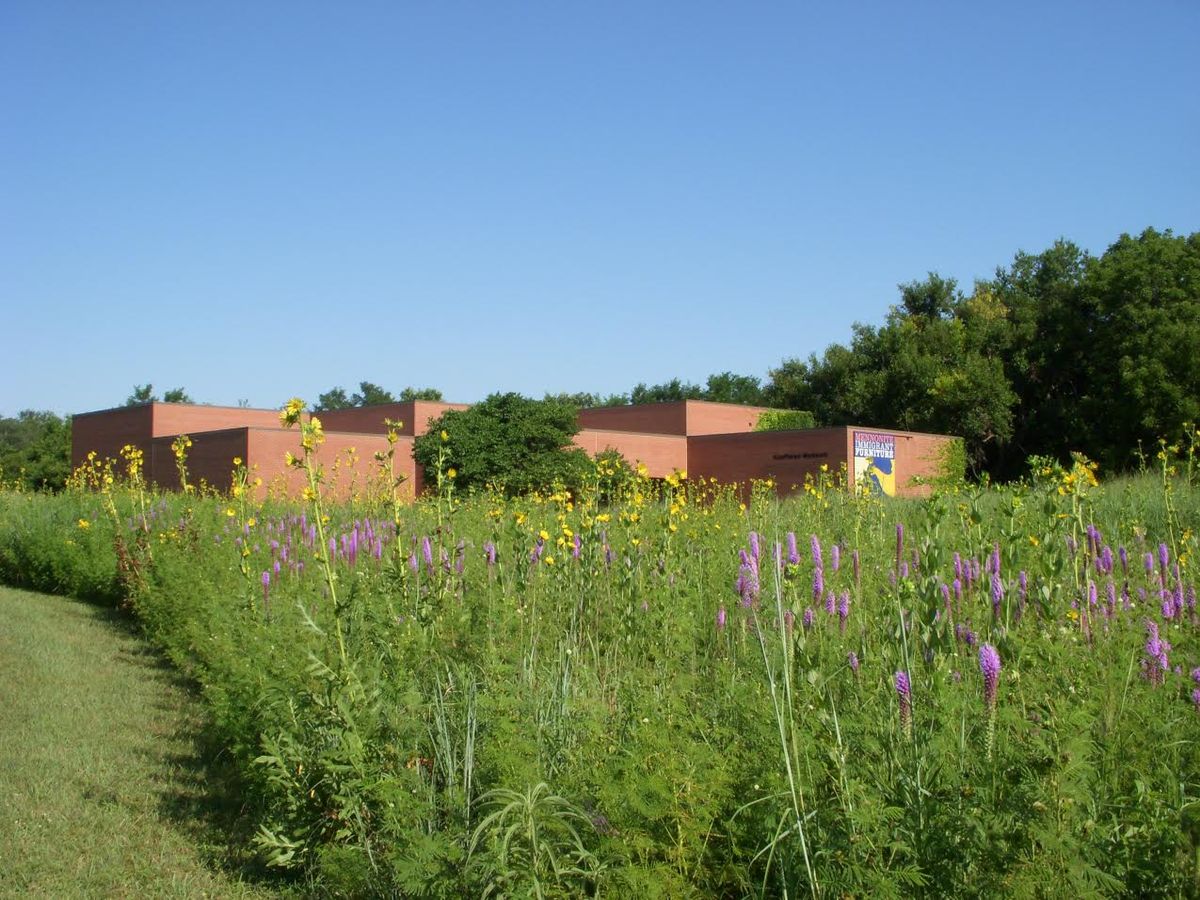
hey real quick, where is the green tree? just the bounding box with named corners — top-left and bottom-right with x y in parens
top-left (767, 277), bottom-right (1017, 472)
top-left (123, 384), bottom-right (191, 405)
top-left (124, 384), bottom-right (155, 406)
top-left (314, 387), bottom-right (353, 411)
top-left (0, 410), bottom-right (72, 490)
top-left (414, 393), bottom-right (590, 496)
top-left (399, 386), bottom-right (444, 402)
top-left (314, 382), bottom-right (401, 411)
top-left (703, 371), bottom-right (766, 405)
top-left (629, 379), bottom-right (705, 404)
top-left (543, 391), bottom-right (628, 408)
top-left (351, 382), bottom-right (396, 407)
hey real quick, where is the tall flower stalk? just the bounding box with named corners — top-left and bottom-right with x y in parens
top-left (281, 398), bottom-right (347, 669)
top-left (978, 644), bottom-right (1001, 760)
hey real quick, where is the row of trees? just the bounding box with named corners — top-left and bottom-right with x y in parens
top-left (765, 228), bottom-right (1200, 476)
top-left (313, 382), bottom-right (443, 411)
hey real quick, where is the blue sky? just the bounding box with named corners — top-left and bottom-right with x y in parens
top-left (2, 1), bottom-right (1197, 416)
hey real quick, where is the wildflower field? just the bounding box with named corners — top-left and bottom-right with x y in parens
top-left (1, 420), bottom-right (1199, 897)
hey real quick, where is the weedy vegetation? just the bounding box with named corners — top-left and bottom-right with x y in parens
top-left (1, 408), bottom-right (1199, 897)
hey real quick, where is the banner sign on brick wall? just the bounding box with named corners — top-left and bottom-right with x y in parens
top-left (853, 431), bottom-right (896, 496)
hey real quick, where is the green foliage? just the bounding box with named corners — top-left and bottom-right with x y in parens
top-left (4, 459), bottom-right (1200, 895)
top-left (400, 386), bottom-right (445, 402)
top-left (123, 384), bottom-right (191, 405)
top-left (754, 409), bottom-right (816, 432)
top-left (628, 371), bottom-right (767, 407)
top-left (0, 409), bottom-right (71, 491)
top-left (315, 383), bottom-right (444, 410)
top-left (767, 228), bottom-right (1200, 480)
top-left (543, 391), bottom-right (629, 408)
top-left (414, 393), bottom-right (591, 496)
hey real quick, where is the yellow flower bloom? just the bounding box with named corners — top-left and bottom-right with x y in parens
top-left (77, 518), bottom-right (90, 529)
top-left (447, 468), bottom-right (457, 479)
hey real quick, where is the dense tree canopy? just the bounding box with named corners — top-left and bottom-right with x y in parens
top-left (766, 228), bottom-right (1200, 477)
top-left (414, 393), bottom-right (590, 496)
top-left (0, 410), bottom-right (71, 490)
top-left (124, 385), bottom-right (192, 405)
top-left (314, 383), bottom-right (443, 411)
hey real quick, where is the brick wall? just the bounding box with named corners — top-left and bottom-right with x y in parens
top-left (573, 429), bottom-right (687, 477)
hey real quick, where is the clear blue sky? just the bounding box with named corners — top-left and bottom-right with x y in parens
top-left (3, 1), bottom-right (1197, 416)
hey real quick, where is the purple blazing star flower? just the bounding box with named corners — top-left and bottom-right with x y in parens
top-left (422, 536), bottom-right (434, 568)
top-left (848, 651), bottom-right (859, 675)
top-left (1119, 546), bottom-right (1128, 574)
top-left (831, 544), bottom-right (841, 573)
top-left (716, 606), bottom-right (727, 632)
top-left (813, 566), bottom-right (824, 602)
top-left (895, 670), bottom-right (912, 734)
top-left (786, 532), bottom-right (799, 566)
top-left (810, 534), bottom-right (822, 569)
top-left (749, 531), bottom-right (761, 562)
top-left (991, 572), bottom-right (1004, 618)
top-left (953, 552), bottom-right (963, 582)
top-left (802, 607), bottom-right (814, 630)
top-left (483, 541), bottom-right (497, 565)
top-left (1143, 619), bottom-right (1170, 685)
top-left (837, 591), bottom-right (850, 631)
top-left (979, 644), bottom-right (1001, 707)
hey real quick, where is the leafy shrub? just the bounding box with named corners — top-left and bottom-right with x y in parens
top-left (414, 393), bottom-right (591, 496)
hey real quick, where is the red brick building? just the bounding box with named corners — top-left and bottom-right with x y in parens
top-left (71, 399), bottom-right (956, 499)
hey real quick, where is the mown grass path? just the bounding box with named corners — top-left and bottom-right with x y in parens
top-left (0, 586), bottom-right (282, 898)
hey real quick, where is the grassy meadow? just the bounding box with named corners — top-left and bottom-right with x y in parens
top-left (1, 436), bottom-right (1199, 897)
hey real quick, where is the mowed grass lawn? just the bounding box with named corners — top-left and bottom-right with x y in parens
top-left (0, 586), bottom-right (283, 898)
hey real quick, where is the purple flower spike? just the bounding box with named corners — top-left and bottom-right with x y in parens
top-left (895, 670), bottom-right (912, 735)
top-left (831, 544), bottom-right (841, 573)
top-left (422, 536), bottom-right (434, 568)
top-left (979, 644), bottom-right (1001, 707)
top-left (716, 606), bottom-right (727, 632)
top-left (786, 532), bottom-right (799, 565)
top-left (749, 531), bottom-right (761, 562)
top-left (802, 607), bottom-right (814, 630)
top-left (847, 651), bottom-right (859, 675)
top-left (810, 534), bottom-right (822, 569)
